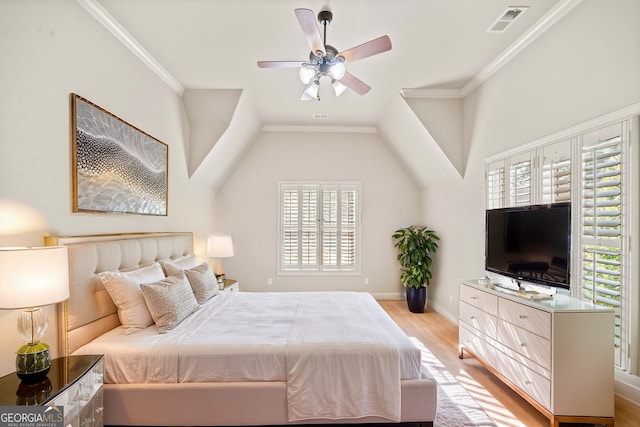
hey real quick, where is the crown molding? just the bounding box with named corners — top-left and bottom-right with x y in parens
top-left (400, 88), bottom-right (464, 99)
top-left (262, 125), bottom-right (377, 133)
top-left (76, 0), bottom-right (185, 96)
top-left (461, 0), bottom-right (582, 96)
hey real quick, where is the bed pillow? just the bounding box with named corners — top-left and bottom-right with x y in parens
top-left (140, 272), bottom-right (200, 333)
top-left (99, 263), bottom-right (165, 334)
top-left (184, 262), bottom-right (218, 304)
top-left (160, 254), bottom-right (198, 276)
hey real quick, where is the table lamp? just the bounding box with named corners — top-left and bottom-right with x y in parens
top-left (0, 246), bottom-right (69, 382)
top-left (207, 236), bottom-right (234, 285)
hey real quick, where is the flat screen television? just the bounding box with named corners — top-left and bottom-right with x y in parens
top-left (485, 202), bottom-right (571, 290)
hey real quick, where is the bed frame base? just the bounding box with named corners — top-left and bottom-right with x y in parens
top-left (104, 379), bottom-right (436, 426)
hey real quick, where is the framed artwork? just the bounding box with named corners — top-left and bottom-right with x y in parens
top-left (70, 94), bottom-right (168, 216)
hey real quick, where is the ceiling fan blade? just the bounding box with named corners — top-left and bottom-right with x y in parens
top-left (257, 61), bottom-right (305, 68)
top-left (338, 35), bottom-right (392, 63)
top-left (341, 72), bottom-right (371, 95)
top-left (295, 8), bottom-right (326, 56)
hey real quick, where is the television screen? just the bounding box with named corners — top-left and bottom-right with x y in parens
top-left (485, 202), bottom-right (571, 290)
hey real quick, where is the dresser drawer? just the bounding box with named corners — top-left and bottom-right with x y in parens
top-left (460, 284), bottom-right (498, 316)
top-left (460, 301), bottom-right (498, 338)
top-left (498, 320), bottom-right (551, 369)
top-left (459, 323), bottom-right (498, 369)
top-left (496, 350), bottom-right (551, 410)
top-left (499, 298), bottom-right (551, 339)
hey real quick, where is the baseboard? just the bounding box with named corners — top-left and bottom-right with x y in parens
top-left (615, 369), bottom-right (640, 406)
top-left (427, 300), bottom-right (457, 325)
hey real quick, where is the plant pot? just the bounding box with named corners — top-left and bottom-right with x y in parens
top-left (405, 286), bottom-right (426, 313)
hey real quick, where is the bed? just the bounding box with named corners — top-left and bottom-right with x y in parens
top-left (46, 232), bottom-right (437, 426)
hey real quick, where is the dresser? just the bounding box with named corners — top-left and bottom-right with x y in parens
top-left (0, 355), bottom-right (104, 427)
top-left (459, 280), bottom-right (614, 427)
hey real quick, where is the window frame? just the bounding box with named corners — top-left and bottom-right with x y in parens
top-left (277, 181), bottom-right (362, 276)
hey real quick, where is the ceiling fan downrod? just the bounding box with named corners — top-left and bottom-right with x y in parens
top-left (318, 10), bottom-right (332, 47)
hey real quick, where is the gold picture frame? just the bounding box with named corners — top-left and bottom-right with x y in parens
top-left (70, 94), bottom-right (168, 216)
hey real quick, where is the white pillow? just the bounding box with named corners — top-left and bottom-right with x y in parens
top-left (99, 263), bottom-right (165, 334)
top-left (160, 254), bottom-right (198, 276)
top-left (184, 262), bottom-right (218, 304)
top-left (140, 272), bottom-right (200, 333)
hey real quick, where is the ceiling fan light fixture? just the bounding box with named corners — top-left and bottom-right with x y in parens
top-left (301, 80), bottom-right (320, 101)
top-left (329, 60), bottom-right (346, 80)
top-left (332, 79), bottom-right (347, 97)
top-left (299, 66), bottom-right (316, 84)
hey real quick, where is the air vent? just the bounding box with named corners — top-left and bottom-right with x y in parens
top-left (312, 113), bottom-right (329, 120)
top-left (488, 6), bottom-right (529, 33)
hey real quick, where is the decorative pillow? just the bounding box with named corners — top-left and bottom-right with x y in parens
top-left (140, 272), bottom-right (200, 333)
top-left (160, 254), bottom-right (198, 276)
top-left (99, 263), bottom-right (165, 334)
top-left (184, 262), bottom-right (218, 304)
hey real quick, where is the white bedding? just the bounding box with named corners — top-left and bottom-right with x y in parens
top-left (74, 291), bottom-right (422, 421)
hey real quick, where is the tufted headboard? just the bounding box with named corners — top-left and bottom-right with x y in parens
top-left (45, 232), bottom-right (194, 356)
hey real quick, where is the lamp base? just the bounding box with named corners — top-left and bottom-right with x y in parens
top-left (16, 343), bottom-right (51, 383)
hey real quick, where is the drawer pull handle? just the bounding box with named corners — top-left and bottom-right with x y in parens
top-left (470, 316), bottom-right (477, 320)
top-left (525, 380), bottom-right (533, 386)
top-left (520, 342), bottom-right (527, 348)
top-left (470, 296), bottom-right (478, 300)
top-left (518, 315), bottom-right (527, 320)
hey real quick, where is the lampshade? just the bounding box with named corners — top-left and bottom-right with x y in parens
top-left (303, 80), bottom-right (320, 100)
top-left (0, 246), bottom-right (69, 309)
top-left (207, 236), bottom-right (234, 258)
top-left (0, 246), bottom-right (69, 382)
top-left (332, 79), bottom-right (347, 97)
top-left (299, 67), bottom-right (316, 85)
top-left (329, 61), bottom-right (346, 80)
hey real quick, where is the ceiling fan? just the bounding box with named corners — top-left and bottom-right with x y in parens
top-left (257, 8), bottom-right (392, 101)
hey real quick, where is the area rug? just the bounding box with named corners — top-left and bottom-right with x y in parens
top-left (411, 337), bottom-right (497, 427)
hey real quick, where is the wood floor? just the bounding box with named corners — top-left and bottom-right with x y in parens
top-left (378, 300), bottom-right (640, 427)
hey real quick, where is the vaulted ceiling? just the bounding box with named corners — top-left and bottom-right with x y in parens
top-left (78, 0), bottom-right (580, 188)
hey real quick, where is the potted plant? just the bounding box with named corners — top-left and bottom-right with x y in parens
top-left (392, 225), bottom-right (440, 313)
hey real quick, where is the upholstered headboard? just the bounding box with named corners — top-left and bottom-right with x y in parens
top-left (45, 232), bottom-right (194, 356)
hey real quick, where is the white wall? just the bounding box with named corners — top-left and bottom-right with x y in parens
top-left (0, 1), bottom-right (213, 376)
top-left (214, 130), bottom-right (421, 296)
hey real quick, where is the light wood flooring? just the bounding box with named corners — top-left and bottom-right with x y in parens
top-left (378, 300), bottom-right (640, 427)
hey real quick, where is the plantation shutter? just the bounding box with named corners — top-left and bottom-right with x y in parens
top-left (281, 184), bottom-right (318, 270)
top-left (280, 182), bottom-right (360, 273)
top-left (509, 151), bottom-right (534, 206)
top-left (486, 160), bottom-right (506, 209)
top-left (321, 186), bottom-right (338, 268)
top-left (340, 186), bottom-right (357, 268)
top-left (579, 123), bottom-right (625, 369)
top-left (540, 140), bottom-right (571, 203)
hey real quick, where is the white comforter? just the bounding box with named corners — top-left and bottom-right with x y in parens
top-left (74, 291), bottom-right (422, 421)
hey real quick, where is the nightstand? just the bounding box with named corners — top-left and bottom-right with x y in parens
top-left (222, 279), bottom-right (239, 292)
top-left (0, 354), bottom-right (104, 427)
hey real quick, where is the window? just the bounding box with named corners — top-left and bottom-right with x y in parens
top-left (486, 160), bottom-right (506, 209)
top-left (509, 159), bottom-right (532, 206)
top-left (540, 140), bottom-right (571, 203)
top-left (578, 123), bottom-right (627, 369)
top-left (279, 182), bottom-right (360, 274)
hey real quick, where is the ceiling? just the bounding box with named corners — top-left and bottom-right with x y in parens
top-left (85, 0), bottom-right (563, 128)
